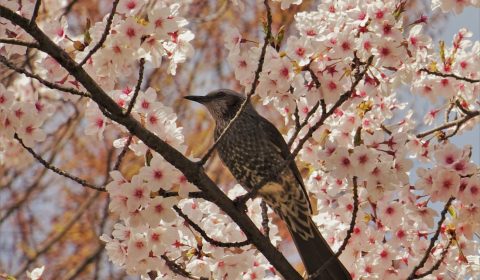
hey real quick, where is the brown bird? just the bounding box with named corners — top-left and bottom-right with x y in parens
top-left (185, 89), bottom-right (351, 280)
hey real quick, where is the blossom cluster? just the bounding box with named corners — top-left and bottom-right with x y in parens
top-left (103, 170), bottom-right (281, 279)
top-left (0, 0), bottom-right (194, 159)
top-left (222, 0), bottom-right (480, 279)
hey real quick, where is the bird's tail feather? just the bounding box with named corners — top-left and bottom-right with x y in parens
top-left (288, 217), bottom-right (351, 280)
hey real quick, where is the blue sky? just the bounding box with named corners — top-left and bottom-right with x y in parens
top-left (437, 7), bottom-right (479, 163)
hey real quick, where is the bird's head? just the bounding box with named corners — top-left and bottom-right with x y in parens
top-left (184, 89), bottom-right (252, 122)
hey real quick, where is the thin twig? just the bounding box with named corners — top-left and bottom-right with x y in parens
top-left (455, 99), bottom-right (476, 116)
top-left (0, 38), bottom-right (39, 48)
top-left (420, 68), bottom-right (480, 84)
top-left (0, 55), bottom-right (90, 97)
top-left (125, 58), bottom-right (146, 116)
top-left (237, 55), bottom-right (374, 205)
top-left (416, 110), bottom-right (480, 138)
top-left (160, 255), bottom-right (206, 280)
top-left (78, 0), bottom-right (120, 67)
top-left (260, 200), bottom-right (270, 239)
top-left (173, 205), bottom-right (251, 248)
top-left (445, 101), bottom-right (455, 123)
top-left (198, 0), bottom-right (273, 165)
top-left (15, 134), bottom-right (104, 192)
top-left (287, 101), bottom-right (320, 149)
top-left (412, 233), bottom-right (455, 279)
top-left (0, 169), bottom-right (47, 225)
top-left (29, 0), bottom-right (42, 25)
top-left (286, 63), bottom-right (323, 148)
top-left (290, 55), bottom-right (373, 158)
top-left (0, 7), bottom-right (301, 279)
top-left (113, 134), bottom-right (133, 170)
top-left (407, 197), bottom-right (455, 280)
top-left (293, 105), bottom-right (301, 130)
top-left (380, 123), bottom-right (393, 135)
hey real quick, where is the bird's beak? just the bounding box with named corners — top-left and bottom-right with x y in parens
top-left (184, 95), bottom-right (211, 104)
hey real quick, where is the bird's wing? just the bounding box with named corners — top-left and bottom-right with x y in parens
top-left (256, 115), bottom-right (312, 213)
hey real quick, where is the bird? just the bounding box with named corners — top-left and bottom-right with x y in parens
top-left (185, 89), bottom-right (351, 280)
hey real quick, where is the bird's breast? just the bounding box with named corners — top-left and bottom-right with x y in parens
top-left (214, 118), bottom-right (283, 189)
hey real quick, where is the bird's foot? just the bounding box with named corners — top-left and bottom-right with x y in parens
top-left (233, 194), bottom-right (249, 213)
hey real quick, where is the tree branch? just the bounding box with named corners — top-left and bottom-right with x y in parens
top-left (286, 63), bottom-right (323, 149)
top-left (407, 197), bottom-right (454, 280)
top-left (0, 38), bottom-right (39, 48)
top-left (0, 55), bottom-right (90, 97)
top-left (420, 68), bottom-right (480, 84)
top-left (260, 200), bottom-right (270, 239)
top-left (416, 110), bottom-right (480, 138)
top-left (237, 55), bottom-right (374, 205)
top-left (0, 7), bottom-right (301, 279)
top-left (159, 255), bottom-right (204, 280)
top-left (62, 0), bottom-right (81, 16)
top-left (125, 58), bottom-right (145, 116)
top-left (287, 101), bottom-right (320, 149)
top-left (29, 0), bottom-right (42, 25)
top-left (173, 205), bottom-right (251, 248)
top-left (112, 134), bottom-right (133, 170)
top-left (15, 134), bottom-right (104, 192)
top-left (78, 0), bottom-right (120, 67)
top-left (412, 232), bottom-right (454, 279)
top-left (309, 175), bottom-right (360, 278)
top-left (198, 0), bottom-right (273, 165)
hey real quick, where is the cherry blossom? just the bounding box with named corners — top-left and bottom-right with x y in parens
top-left (143, 196), bottom-right (177, 226)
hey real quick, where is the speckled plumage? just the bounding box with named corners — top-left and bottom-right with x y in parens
top-left (213, 101), bottom-right (315, 240)
top-left (185, 89), bottom-right (351, 280)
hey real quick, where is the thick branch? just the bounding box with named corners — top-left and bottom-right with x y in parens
top-left (0, 7), bottom-right (301, 279)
